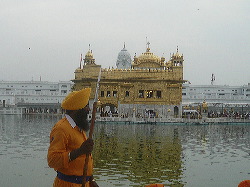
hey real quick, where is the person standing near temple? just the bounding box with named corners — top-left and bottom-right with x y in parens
top-left (47, 88), bottom-right (99, 187)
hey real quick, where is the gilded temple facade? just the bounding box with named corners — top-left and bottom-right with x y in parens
top-left (73, 44), bottom-right (185, 118)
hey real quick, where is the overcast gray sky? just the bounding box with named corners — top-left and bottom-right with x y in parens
top-left (1, 0), bottom-right (250, 86)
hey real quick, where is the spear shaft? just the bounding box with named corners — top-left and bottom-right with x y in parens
top-left (82, 68), bottom-right (101, 187)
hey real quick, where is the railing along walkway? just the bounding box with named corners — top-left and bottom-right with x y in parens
top-left (96, 116), bottom-right (250, 124)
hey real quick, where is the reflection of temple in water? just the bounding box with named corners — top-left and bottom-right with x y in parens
top-left (72, 43), bottom-right (185, 118)
top-left (92, 124), bottom-right (183, 186)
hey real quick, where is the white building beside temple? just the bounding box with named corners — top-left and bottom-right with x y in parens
top-left (0, 80), bottom-right (73, 107)
top-left (182, 83), bottom-right (250, 105)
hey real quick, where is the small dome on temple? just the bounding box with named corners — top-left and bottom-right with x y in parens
top-left (85, 50), bottom-right (93, 59)
top-left (172, 46), bottom-right (183, 59)
top-left (84, 45), bottom-right (96, 65)
top-left (174, 52), bottom-right (182, 58)
top-left (161, 55), bottom-right (165, 62)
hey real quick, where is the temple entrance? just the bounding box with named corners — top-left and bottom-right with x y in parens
top-left (145, 109), bottom-right (156, 118)
top-left (174, 106), bottom-right (179, 117)
top-left (101, 103), bottom-right (118, 117)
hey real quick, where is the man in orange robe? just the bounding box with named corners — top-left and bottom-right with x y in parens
top-left (47, 88), bottom-right (99, 187)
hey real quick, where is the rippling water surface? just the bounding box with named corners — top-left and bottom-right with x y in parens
top-left (0, 115), bottom-right (250, 187)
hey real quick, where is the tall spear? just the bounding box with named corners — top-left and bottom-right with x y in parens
top-left (82, 68), bottom-right (101, 187)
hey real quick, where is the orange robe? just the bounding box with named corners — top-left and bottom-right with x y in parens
top-left (47, 117), bottom-right (93, 187)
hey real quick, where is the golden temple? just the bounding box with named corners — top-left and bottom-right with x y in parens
top-left (72, 43), bottom-right (185, 118)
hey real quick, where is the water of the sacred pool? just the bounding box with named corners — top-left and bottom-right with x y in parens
top-left (0, 115), bottom-right (249, 187)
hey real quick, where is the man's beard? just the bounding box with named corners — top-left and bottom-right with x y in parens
top-left (75, 109), bottom-right (90, 131)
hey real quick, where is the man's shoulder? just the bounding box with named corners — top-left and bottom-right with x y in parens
top-left (53, 117), bottom-right (71, 131)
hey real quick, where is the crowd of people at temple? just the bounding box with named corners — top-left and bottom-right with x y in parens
top-left (207, 110), bottom-right (250, 119)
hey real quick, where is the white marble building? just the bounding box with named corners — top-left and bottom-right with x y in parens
top-left (182, 83), bottom-right (250, 105)
top-left (0, 81), bottom-right (73, 107)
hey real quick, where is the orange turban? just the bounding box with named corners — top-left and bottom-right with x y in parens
top-left (61, 88), bottom-right (91, 110)
top-left (238, 180), bottom-right (250, 187)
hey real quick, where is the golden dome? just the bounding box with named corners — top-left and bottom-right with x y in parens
top-left (84, 49), bottom-right (96, 65)
top-left (132, 43), bottom-right (166, 69)
top-left (202, 101), bottom-right (208, 108)
top-left (174, 52), bottom-right (182, 58)
top-left (137, 48), bottom-right (161, 63)
top-left (172, 46), bottom-right (183, 59)
top-left (85, 50), bottom-right (93, 59)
